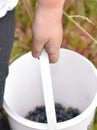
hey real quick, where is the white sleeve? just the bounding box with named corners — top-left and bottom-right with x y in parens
top-left (0, 0), bottom-right (18, 18)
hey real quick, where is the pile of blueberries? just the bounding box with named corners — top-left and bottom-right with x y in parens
top-left (25, 103), bottom-right (80, 123)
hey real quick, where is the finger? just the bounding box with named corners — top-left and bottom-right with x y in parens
top-left (48, 50), bottom-right (60, 63)
top-left (45, 41), bottom-right (61, 63)
top-left (45, 25), bottom-right (63, 63)
top-left (32, 37), bottom-right (45, 58)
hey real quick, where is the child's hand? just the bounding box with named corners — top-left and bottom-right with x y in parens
top-left (32, 0), bottom-right (65, 63)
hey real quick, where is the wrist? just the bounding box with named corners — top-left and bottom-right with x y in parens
top-left (38, 0), bottom-right (65, 9)
top-left (35, 1), bottom-right (64, 24)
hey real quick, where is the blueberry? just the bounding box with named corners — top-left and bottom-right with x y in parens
top-left (40, 115), bottom-right (47, 123)
top-left (25, 103), bottom-right (80, 123)
top-left (67, 107), bottom-right (74, 114)
top-left (25, 114), bottom-right (31, 120)
top-left (35, 106), bottom-right (45, 113)
top-left (43, 119), bottom-right (47, 123)
top-left (66, 113), bottom-right (73, 120)
top-left (29, 116), bottom-right (34, 121)
top-left (55, 103), bottom-right (65, 111)
top-left (55, 103), bottom-right (62, 109)
top-left (73, 108), bottom-right (80, 117)
top-left (39, 106), bottom-right (45, 112)
top-left (57, 114), bottom-right (65, 122)
top-left (57, 118), bottom-right (64, 122)
top-left (57, 109), bottom-right (69, 122)
top-left (34, 114), bottom-right (42, 122)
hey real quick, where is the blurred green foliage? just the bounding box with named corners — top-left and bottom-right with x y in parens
top-left (63, 0), bottom-right (97, 67)
top-left (94, 108), bottom-right (97, 130)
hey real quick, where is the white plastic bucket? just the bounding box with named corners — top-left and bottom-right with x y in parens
top-left (3, 48), bottom-right (97, 130)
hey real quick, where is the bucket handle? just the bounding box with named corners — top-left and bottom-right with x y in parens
top-left (40, 49), bottom-right (57, 129)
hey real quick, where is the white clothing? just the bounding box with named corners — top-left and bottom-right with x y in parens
top-left (0, 0), bottom-right (18, 18)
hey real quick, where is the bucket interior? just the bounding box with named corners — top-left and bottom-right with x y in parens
top-left (4, 49), bottom-right (97, 118)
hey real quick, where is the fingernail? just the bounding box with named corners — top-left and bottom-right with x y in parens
top-left (32, 51), bottom-right (40, 58)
